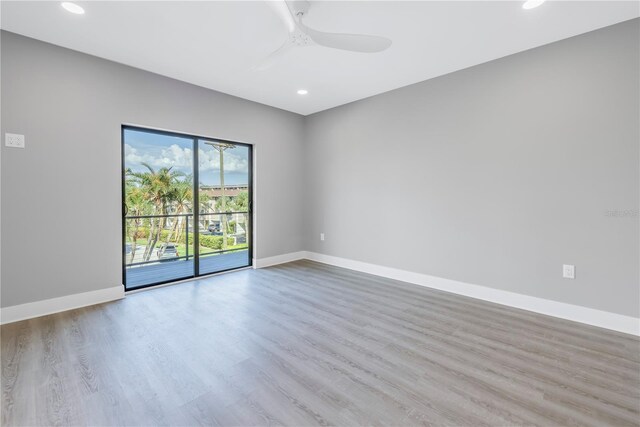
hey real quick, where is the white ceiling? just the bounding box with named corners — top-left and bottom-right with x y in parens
top-left (1, 1), bottom-right (638, 115)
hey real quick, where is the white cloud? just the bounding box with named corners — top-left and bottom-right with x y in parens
top-left (198, 147), bottom-right (248, 173)
top-left (125, 143), bottom-right (248, 174)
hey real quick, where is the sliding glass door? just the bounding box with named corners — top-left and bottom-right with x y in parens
top-left (197, 140), bottom-right (251, 275)
top-left (122, 126), bottom-right (252, 290)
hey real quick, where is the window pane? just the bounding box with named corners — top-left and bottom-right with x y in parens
top-left (123, 129), bottom-right (195, 289)
top-left (197, 140), bottom-right (250, 275)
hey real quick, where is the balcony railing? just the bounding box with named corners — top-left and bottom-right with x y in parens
top-left (124, 212), bottom-right (249, 268)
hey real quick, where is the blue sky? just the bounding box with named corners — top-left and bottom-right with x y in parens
top-left (124, 129), bottom-right (249, 186)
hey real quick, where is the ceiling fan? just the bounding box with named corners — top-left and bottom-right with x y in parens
top-left (255, 0), bottom-right (392, 70)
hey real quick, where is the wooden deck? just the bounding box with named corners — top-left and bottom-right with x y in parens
top-left (125, 250), bottom-right (249, 289)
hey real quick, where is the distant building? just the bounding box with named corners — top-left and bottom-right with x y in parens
top-left (199, 184), bottom-right (248, 199)
top-left (198, 185), bottom-right (249, 238)
top-left (199, 184), bottom-right (248, 212)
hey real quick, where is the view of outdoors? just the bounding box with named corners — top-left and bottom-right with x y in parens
top-left (123, 128), bottom-right (251, 289)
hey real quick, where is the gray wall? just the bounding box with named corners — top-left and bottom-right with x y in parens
top-left (1, 31), bottom-right (305, 307)
top-left (303, 19), bottom-right (640, 318)
top-left (3, 20), bottom-right (639, 318)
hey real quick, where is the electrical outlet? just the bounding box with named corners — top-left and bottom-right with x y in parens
top-left (320, 233), bottom-right (325, 241)
top-left (563, 264), bottom-right (575, 279)
top-left (5, 133), bottom-right (25, 148)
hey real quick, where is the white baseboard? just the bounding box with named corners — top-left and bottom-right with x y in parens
top-left (0, 249), bottom-right (308, 325)
top-left (304, 252), bottom-right (640, 336)
top-left (0, 286), bottom-right (124, 325)
top-left (3, 252), bottom-right (636, 336)
top-left (254, 251), bottom-right (306, 269)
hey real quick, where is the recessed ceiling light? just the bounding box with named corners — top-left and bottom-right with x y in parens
top-left (297, 89), bottom-right (308, 95)
top-left (61, 2), bottom-right (85, 15)
top-left (522, 0), bottom-right (545, 10)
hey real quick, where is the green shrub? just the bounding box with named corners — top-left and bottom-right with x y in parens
top-left (199, 234), bottom-right (223, 249)
top-left (127, 225), bottom-right (233, 249)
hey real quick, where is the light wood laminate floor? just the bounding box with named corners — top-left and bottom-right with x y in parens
top-left (2, 260), bottom-right (639, 426)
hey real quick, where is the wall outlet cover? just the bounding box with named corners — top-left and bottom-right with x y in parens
top-left (563, 264), bottom-right (575, 279)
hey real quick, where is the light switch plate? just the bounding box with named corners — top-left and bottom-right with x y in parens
top-left (563, 264), bottom-right (575, 279)
top-left (5, 133), bottom-right (25, 148)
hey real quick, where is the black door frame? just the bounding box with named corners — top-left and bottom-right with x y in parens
top-left (121, 125), bottom-right (254, 291)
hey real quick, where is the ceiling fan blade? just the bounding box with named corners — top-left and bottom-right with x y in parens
top-left (266, 0), bottom-right (297, 33)
top-left (298, 23), bottom-right (391, 53)
top-left (252, 41), bottom-right (292, 71)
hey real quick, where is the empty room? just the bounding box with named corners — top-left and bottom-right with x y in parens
top-left (1, 1), bottom-right (639, 426)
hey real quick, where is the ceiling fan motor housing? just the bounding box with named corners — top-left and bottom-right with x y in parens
top-left (287, 0), bottom-right (311, 17)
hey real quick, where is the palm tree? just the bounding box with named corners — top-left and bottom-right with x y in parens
top-left (167, 177), bottom-right (193, 244)
top-left (214, 196), bottom-right (232, 213)
top-left (198, 191), bottom-right (212, 231)
top-left (230, 191), bottom-right (249, 245)
top-left (127, 163), bottom-right (183, 261)
top-left (124, 179), bottom-right (151, 263)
